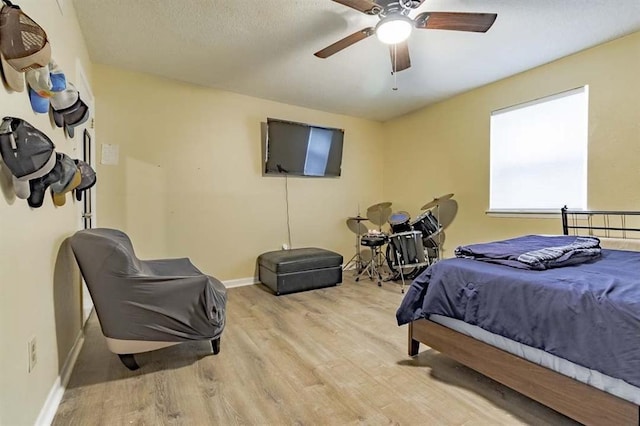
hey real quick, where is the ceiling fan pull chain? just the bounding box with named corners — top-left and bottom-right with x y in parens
top-left (393, 44), bottom-right (398, 91)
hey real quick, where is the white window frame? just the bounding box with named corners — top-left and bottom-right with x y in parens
top-left (487, 85), bottom-right (589, 215)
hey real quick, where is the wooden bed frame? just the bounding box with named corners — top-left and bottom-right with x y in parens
top-left (407, 208), bottom-right (640, 425)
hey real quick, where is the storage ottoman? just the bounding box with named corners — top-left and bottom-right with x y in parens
top-left (258, 248), bottom-right (343, 295)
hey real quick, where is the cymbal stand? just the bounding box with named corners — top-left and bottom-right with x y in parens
top-left (434, 204), bottom-right (443, 261)
top-left (368, 206), bottom-right (387, 275)
top-left (343, 230), bottom-right (364, 273)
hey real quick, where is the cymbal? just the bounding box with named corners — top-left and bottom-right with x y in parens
top-left (367, 201), bottom-right (392, 211)
top-left (348, 215), bottom-right (368, 222)
top-left (430, 199), bottom-right (458, 229)
top-left (367, 206), bottom-right (392, 227)
top-left (421, 193), bottom-right (454, 210)
top-left (346, 218), bottom-right (368, 235)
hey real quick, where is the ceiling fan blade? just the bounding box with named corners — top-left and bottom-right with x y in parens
top-left (314, 28), bottom-right (375, 58)
top-left (414, 12), bottom-right (498, 33)
top-left (389, 41), bottom-right (411, 73)
top-left (331, 0), bottom-right (382, 15)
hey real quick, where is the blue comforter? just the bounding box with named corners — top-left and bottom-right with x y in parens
top-left (396, 248), bottom-right (640, 388)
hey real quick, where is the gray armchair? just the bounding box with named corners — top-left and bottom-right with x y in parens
top-left (69, 228), bottom-right (227, 370)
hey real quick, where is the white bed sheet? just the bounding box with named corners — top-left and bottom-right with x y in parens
top-left (430, 314), bottom-right (640, 405)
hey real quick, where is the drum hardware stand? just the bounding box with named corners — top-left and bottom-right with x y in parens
top-left (396, 254), bottom-right (408, 294)
top-left (434, 204), bottom-right (443, 261)
top-left (343, 235), bottom-right (365, 273)
top-left (344, 211), bottom-right (368, 273)
top-left (355, 250), bottom-right (383, 287)
top-left (355, 240), bottom-right (384, 287)
top-left (390, 237), bottom-right (409, 293)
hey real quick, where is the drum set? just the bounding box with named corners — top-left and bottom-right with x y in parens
top-left (344, 194), bottom-right (458, 292)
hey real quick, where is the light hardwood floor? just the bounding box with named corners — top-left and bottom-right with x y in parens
top-left (53, 275), bottom-right (576, 425)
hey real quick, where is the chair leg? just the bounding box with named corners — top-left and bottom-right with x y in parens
top-left (211, 337), bottom-right (221, 355)
top-left (118, 353), bottom-right (140, 371)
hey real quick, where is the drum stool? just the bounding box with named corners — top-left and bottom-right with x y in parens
top-left (356, 234), bottom-right (387, 287)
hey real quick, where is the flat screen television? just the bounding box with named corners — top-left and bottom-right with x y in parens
top-left (264, 118), bottom-right (344, 177)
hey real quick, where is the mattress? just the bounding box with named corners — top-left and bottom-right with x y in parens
top-left (429, 314), bottom-right (640, 404)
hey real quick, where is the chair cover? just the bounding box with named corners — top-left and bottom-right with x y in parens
top-left (69, 228), bottom-right (226, 342)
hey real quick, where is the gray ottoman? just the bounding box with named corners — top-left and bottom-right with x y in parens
top-left (258, 248), bottom-right (343, 295)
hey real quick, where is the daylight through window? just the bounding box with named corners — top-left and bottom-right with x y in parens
top-left (489, 86), bottom-right (589, 212)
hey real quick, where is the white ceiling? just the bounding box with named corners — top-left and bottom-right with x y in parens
top-left (74, 0), bottom-right (640, 122)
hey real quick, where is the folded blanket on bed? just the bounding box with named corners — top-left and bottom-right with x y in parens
top-left (454, 235), bottom-right (601, 270)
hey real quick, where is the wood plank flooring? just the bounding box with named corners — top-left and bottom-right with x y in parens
top-left (53, 275), bottom-right (576, 425)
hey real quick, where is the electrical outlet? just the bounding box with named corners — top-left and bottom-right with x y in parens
top-left (282, 243), bottom-right (289, 250)
top-left (28, 337), bottom-right (37, 372)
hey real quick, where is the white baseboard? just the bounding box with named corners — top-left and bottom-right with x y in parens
top-left (35, 331), bottom-right (85, 426)
top-left (222, 276), bottom-right (259, 288)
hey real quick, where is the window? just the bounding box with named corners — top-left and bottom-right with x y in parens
top-left (489, 86), bottom-right (588, 212)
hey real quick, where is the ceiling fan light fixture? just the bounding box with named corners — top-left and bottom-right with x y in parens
top-left (375, 15), bottom-right (413, 45)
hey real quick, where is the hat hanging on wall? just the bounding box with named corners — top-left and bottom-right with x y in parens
top-left (62, 100), bottom-right (89, 138)
top-left (0, 1), bottom-right (51, 92)
top-left (73, 159), bottom-right (96, 201)
top-left (50, 152), bottom-right (80, 206)
top-left (50, 82), bottom-right (79, 122)
top-left (26, 59), bottom-right (66, 113)
top-left (0, 116), bottom-right (56, 199)
top-left (50, 82), bottom-right (90, 138)
top-left (27, 152), bottom-right (64, 208)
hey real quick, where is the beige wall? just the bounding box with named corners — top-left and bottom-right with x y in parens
top-left (383, 31), bottom-right (640, 256)
top-left (0, 1), bottom-right (92, 425)
top-left (93, 30), bottom-right (640, 276)
top-left (93, 65), bottom-right (386, 280)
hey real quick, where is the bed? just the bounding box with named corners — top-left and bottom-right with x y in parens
top-left (397, 208), bottom-right (640, 425)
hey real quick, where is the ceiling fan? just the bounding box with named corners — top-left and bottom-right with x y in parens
top-left (314, 0), bottom-right (497, 73)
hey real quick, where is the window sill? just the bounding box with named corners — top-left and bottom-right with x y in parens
top-left (486, 209), bottom-right (563, 219)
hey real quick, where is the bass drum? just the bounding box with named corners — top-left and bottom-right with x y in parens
top-left (385, 241), bottom-right (427, 280)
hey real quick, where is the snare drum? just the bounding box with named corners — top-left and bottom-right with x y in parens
top-left (388, 211), bottom-right (412, 234)
top-left (410, 210), bottom-right (441, 240)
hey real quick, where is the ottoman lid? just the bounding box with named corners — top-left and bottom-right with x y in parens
top-left (259, 247), bottom-right (342, 274)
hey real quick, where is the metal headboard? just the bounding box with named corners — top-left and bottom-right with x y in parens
top-left (561, 206), bottom-right (640, 238)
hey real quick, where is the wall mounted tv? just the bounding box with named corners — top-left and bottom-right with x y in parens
top-left (264, 118), bottom-right (344, 177)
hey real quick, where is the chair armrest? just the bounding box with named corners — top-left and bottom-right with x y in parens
top-left (142, 257), bottom-right (203, 277)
